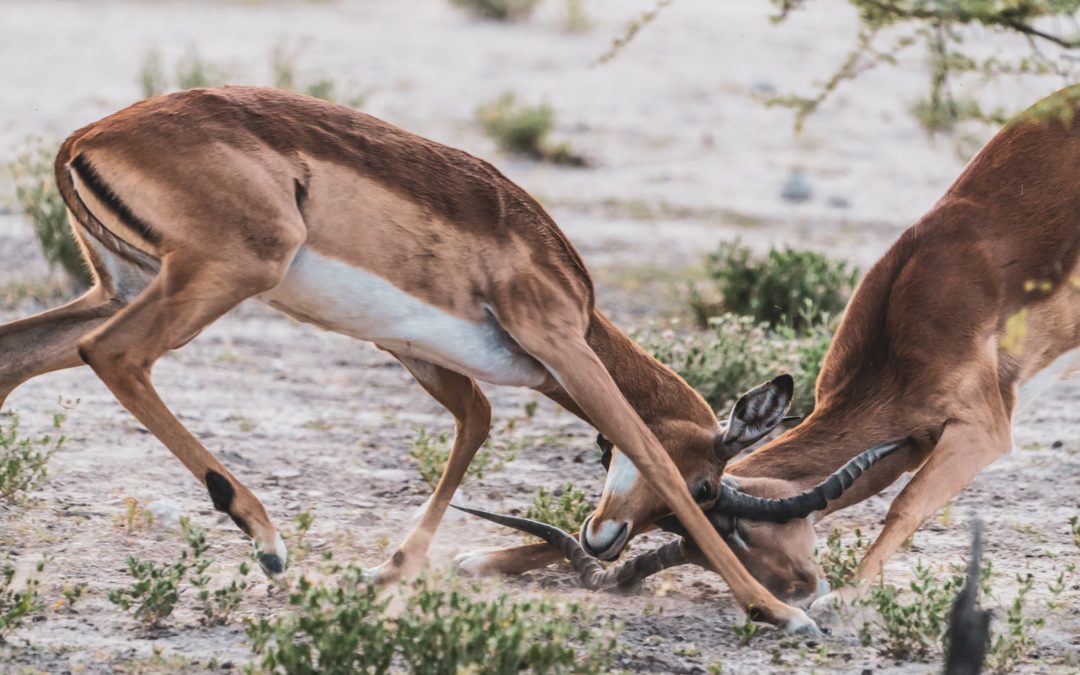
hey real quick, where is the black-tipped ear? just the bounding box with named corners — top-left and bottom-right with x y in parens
top-left (715, 374), bottom-right (795, 460)
top-left (597, 434), bottom-right (613, 471)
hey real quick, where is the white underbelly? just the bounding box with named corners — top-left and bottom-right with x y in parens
top-left (260, 246), bottom-right (549, 387)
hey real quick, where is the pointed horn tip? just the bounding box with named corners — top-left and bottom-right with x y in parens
top-left (451, 503), bottom-right (574, 543)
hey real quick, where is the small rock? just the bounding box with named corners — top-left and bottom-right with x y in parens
top-left (752, 80), bottom-right (776, 96)
top-left (271, 467), bottom-right (302, 480)
top-left (1052, 440), bottom-right (1064, 448)
top-left (147, 498), bottom-right (182, 529)
top-left (781, 172), bottom-right (812, 203)
top-left (827, 195), bottom-right (850, 208)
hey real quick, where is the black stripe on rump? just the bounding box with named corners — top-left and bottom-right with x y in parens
top-left (70, 154), bottom-right (161, 247)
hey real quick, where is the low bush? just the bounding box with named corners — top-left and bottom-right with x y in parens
top-left (108, 521), bottom-right (249, 628)
top-left (409, 427), bottom-right (511, 489)
top-left (477, 93), bottom-right (585, 165)
top-left (271, 42), bottom-right (360, 105)
top-left (0, 405), bottom-right (70, 504)
top-left (690, 239), bottom-right (857, 332)
top-left (818, 527), bottom-right (866, 590)
top-left (175, 45), bottom-right (230, 91)
top-left (245, 567), bottom-right (618, 674)
top-left (858, 557), bottom-right (1052, 669)
top-left (449, 0), bottom-right (541, 21)
top-left (634, 314), bottom-right (831, 415)
top-left (524, 482), bottom-right (592, 534)
top-left (192, 560), bottom-right (250, 627)
top-left (8, 139), bottom-right (91, 287)
top-left (0, 557), bottom-right (45, 641)
top-left (858, 561), bottom-right (962, 660)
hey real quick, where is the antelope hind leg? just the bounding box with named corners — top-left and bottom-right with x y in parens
top-left (78, 253), bottom-right (298, 576)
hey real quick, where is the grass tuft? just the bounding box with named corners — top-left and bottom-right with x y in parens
top-left (8, 139), bottom-right (92, 287)
top-left (524, 482), bottom-right (592, 535)
top-left (449, 0), bottom-right (541, 21)
top-left (477, 93), bottom-right (586, 165)
top-left (0, 404), bottom-right (71, 504)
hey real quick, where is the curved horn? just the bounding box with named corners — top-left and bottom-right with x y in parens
top-left (451, 504), bottom-right (689, 591)
top-left (715, 438), bottom-right (911, 523)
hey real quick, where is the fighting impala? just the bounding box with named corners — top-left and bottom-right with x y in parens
top-left (454, 84), bottom-right (1080, 617)
top-left (0, 86), bottom-right (822, 630)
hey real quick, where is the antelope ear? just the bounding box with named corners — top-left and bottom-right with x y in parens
top-left (596, 433), bottom-right (614, 471)
top-left (715, 374), bottom-right (794, 460)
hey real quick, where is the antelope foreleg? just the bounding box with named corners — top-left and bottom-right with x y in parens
top-left (810, 420), bottom-right (1011, 619)
top-left (372, 356), bottom-right (491, 583)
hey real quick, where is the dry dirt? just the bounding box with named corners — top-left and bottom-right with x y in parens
top-left (1, 1), bottom-right (1079, 673)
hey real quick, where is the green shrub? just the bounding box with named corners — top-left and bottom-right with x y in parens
top-left (986, 572), bottom-right (1045, 672)
top-left (477, 93), bottom-right (585, 165)
top-left (398, 582), bottom-right (614, 674)
top-left (409, 427), bottom-right (509, 489)
top-left (858, 561), bottom-right (963, 660)
top-left (818, 527), bottom-right (866, 590)
top-left (690, 240), bottom-right (857, 331)
top-left (246, 568), bottom-right (394, 674)
top-left (175, 45), bottom-right (229, 90)
top-left (107, 522), bottom-right (237, 627)
top-left (8, 140), bottom-right (92, 287)
top-left (245, 569), bottom-right (617, 674)
top-left (0, 557), bottom-right (45, 641)
top-left (138, 46), bottom-right (168, 98)
top-left (192, 560), bottom-right (250, 627)
top-left (0, 406), bottom-right (70, 504)
top-left (270, 43), bottom-right (354, 104)
top-left (136, 45), bottom-right (229, 99)
top-left (450, 0), bottom-right (540, 21)
top-left (634, 314), bottom-right (831, 415)
top-left (524, 482), bottom-right (592, 535)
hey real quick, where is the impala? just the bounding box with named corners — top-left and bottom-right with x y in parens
top-left (453, 84), bottom-right (1080, 618)
top-left (0, 86), bottom-right (820, 630)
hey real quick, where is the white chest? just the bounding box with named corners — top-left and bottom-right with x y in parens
top-left (260, 247), bottom-right (548, 388)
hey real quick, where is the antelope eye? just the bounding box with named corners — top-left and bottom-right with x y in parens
top-left (694, 481), bottom-right (716, 504)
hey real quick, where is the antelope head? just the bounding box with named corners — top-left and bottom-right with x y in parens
top-left (579, 374), bottom-right (799, 560)
top-left (459, 376), bottom-right (912, 606)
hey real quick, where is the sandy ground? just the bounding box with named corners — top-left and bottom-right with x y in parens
top-left (1, 0), bottom-right (1079, 673)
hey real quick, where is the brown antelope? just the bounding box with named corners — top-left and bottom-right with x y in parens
top-left (0, 86), bottom-right (822, 630)
top-left (453, 84), bottom-right (1080, 620)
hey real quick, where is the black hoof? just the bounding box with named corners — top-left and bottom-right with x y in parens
top-left (259, 553), bottom-right (286, 576)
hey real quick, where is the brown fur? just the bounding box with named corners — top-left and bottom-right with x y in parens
top-left (0, 86), bottom-right (814, 628)
top-left (461, 85), bottom-right (1080, 609)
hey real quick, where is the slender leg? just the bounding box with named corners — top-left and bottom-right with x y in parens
top-left (373, 355), bottom-right (491, 583)
top-left (810, 419), bottom-right (1011, 617)
top-left (77, 254), bottom-right (296, 575)
top-left (0, 287), bottom-right (122, 410)
top-left (502, 321), bottom-right (813, 630)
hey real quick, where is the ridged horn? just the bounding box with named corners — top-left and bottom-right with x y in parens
top-left (715, 438), bottom-right (911, 523)
top-left (451, 504), bottom-right (689, 591)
